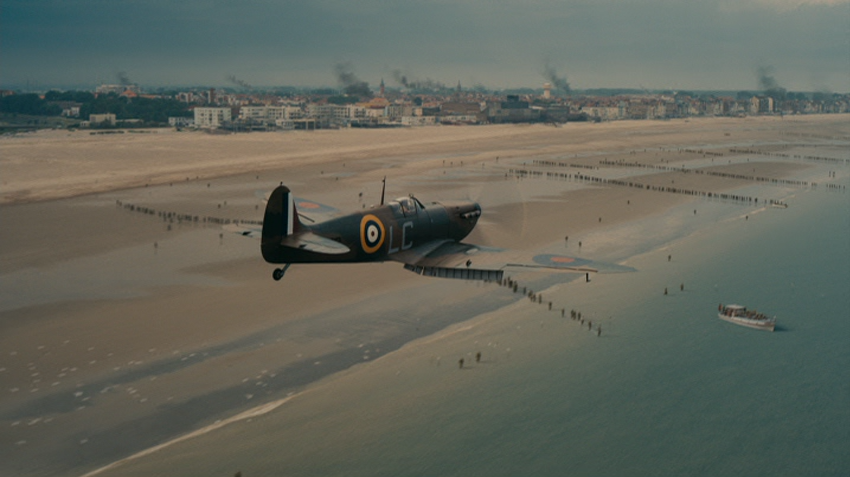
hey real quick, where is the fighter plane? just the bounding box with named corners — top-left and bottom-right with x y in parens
top-left (243, 182), bottom-right (613, 281)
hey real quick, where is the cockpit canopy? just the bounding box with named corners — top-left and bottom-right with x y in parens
top-left (392, 196), bottom-right (425, 217)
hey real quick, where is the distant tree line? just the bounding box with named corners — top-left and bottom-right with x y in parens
top-left (76, 93), bottom-right (193, 123)
top-left (0, 94), bottom-right (62, 116)
top-left (44, 90), bottom-right (97, 103)
top-left (1, 91), bottom-right (192, 125)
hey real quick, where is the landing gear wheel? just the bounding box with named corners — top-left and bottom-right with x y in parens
top-left (272, 263), bottom-right (291, 281)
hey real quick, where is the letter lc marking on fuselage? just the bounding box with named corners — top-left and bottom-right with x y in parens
top-left (388, 221), bottom-right (415, 254)
top-left (360, 214), bottom-right (386, 254)
top-left (402, 221), bottom-right (414, 250)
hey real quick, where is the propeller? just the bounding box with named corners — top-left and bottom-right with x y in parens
top-left (462, 172), bottom-right (529, 249)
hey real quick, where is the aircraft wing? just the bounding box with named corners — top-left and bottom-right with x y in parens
top-left (389, 240), bottom-right (506, 281)
top-left (389, 240), bottom-right (633, 281)
top-left (257, 190), bottom-right (342, 224)
top-left (291, 197), bottom-right (342, 224)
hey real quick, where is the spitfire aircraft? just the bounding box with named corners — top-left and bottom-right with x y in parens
top-left (244, 182), bottom-right (612, 282)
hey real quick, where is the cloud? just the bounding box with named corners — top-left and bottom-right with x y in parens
top-left (1, 0), bottom-right (848, 91)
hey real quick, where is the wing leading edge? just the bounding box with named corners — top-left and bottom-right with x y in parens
top-left (389, 240), bottom-right (506, 281)
top-left (389, 241), bottom-right (632, 281)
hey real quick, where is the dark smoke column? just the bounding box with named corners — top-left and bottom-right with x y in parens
top-left (334, 63), bottom-right (371, 98)
top-left (543, 60), bottom-right (571, 95)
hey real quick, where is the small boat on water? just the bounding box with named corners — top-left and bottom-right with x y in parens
top-left (718, 304), bottom-right (776, 332)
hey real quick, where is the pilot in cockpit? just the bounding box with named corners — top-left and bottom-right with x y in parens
top-left (398, 197), bottom-right (416, 216)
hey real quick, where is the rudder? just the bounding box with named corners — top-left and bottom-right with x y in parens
top-left (262, 185), bottom-right (300, 262)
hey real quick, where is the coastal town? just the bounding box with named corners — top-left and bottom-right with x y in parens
top-left (1, 80), bottom-right (848, 133)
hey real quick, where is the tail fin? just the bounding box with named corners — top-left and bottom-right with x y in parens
top-left (262, 185), bottom-right (301, 261)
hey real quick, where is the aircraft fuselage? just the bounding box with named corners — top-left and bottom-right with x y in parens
top-left (261, 185), bottom-right (481, 265)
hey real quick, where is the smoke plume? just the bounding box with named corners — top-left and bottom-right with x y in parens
top-left (392, 69), bottom-right (409, 88)
top-left (116, 71), bottom-right (133, 86)
top-left (226, 75), bottom-right (253, 90)
top-left (756, 65), bottom-right (786, 100)
top-left (542, 60), bottom-right (571, 95)
top-left (334, 62), bottom-right (371, 97)
top-left (391, 69), bottom-right (448, 92)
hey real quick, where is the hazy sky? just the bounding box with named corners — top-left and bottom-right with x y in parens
top-left (2, 0), bottom-right (848, 92)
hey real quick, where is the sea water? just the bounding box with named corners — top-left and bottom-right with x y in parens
top-left (468, 186), bottom-right (846, 476)
top-left (311, 180), bottom-right (850, 477)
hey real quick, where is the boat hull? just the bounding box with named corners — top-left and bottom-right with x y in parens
top-left (718, 313), bottom-right (775, 331)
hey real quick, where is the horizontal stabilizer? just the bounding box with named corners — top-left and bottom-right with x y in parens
top-left (224, 224), bottom-right (262, 238)
top-left (281, 232), bottom-right (350, 255)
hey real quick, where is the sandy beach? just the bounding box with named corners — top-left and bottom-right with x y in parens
top-left (2, 115), bottom-right (845, 205)
top-left (1, 115), bottom-right (847, 476)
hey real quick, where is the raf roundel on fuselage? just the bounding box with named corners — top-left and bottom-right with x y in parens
top-left (360, 214), bottom-right (385, 254)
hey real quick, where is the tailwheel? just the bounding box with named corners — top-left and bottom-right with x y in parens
top-left (272, 263), bottom-right (291, 281)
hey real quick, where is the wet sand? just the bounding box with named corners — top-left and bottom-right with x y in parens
top-left (0, 115), bottom-right (847, 476)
